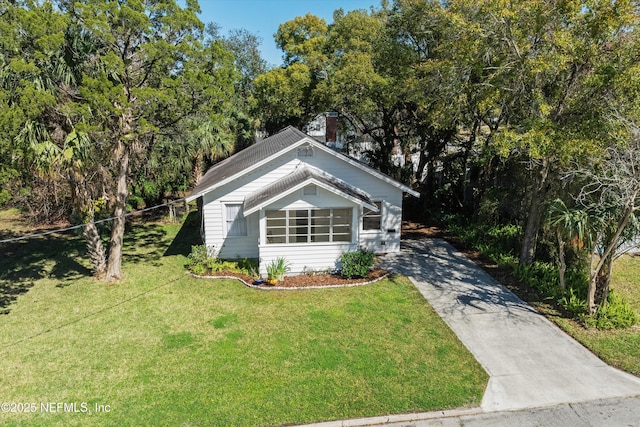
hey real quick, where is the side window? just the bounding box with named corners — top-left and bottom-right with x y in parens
top-left (363, 201), bottom-right (382, 230)
top-left (225, 204), bottom-right (247, 236)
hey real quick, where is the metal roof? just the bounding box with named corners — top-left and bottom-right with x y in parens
top-left (243, 166), bottom-right (377, 215)
top-left (187, 125), bottom-right (419, 201)
top-left (188, 126), bottom-right (310, 199)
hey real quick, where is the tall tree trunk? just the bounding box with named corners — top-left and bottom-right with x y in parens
top-left (588, 252), bottom-right (613, 314)
top-left (84, 221), bottom-right (107, 278)
top-left (595, 254), bottom-right (613, 306)
top-left (69, 168), bottom-right (107, 278)
top-left (519, 159), bottom-right (550, 265)
top-left (556, 228), bottom-right (566, 292)
top-left (105, 141), bottom-right (130, 282)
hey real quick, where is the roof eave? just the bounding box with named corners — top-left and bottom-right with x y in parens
top-left (243, 177), bottom-right (378, 216)
top-left (187, 136), bottom-right (317, 201)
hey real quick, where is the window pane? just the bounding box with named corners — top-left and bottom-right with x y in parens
top-left (267, 235), bottom-right (285, 244)
top-left (226, 204), bottom-right (247, 236)
top-left (292, 226), bottom-right (307, 235)
top-left (266, 210), bottom-right (285, 219)
top-left (334, 225), bottom-right (351, 234)
top-left (363, 217), bottom-right (381, 230)
top-left (312, 225), bottom-right (330, 234)
top-left (267, 227), bottom-right (285, 236)
top-left (333, 209), bottom-right (352, 225)
top-left (311, 234), bottom-right (330, 242)
top-left (312, 216), bottom-right (330, 226)
top-left (333, 234), bottom-right (351, 242)
top-left (363, 202), bottom-right (382, 230)
top-left (267, 219), bottom-right (287, 228)
top-left (312, 209), bottom-right (330, 217)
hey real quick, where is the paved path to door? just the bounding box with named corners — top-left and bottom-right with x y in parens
top-left (380, 238), bottom-right (640, 412)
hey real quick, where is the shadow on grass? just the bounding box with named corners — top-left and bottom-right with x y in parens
top-left (164, 211), bottom-right (202, 257)
top-left (0, 210), bottom-right (202, 314)
top-left (0, 232), bottom-right (90, 314)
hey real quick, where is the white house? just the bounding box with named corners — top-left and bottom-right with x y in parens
top-left (187, 126), bottom-right (419, 275)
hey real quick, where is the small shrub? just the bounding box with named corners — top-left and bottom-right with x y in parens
top-left (187, 244), bottom-right (210, 268)
top-left (266, 257), bottom-right (291, 280)
top-left (237, 258), bottom-right (259, 273)
top-left (583, 291), bottom-right (639, 330)
top-left (558, 288), bottom-right (587, 316)
top-left (514, 261), bottom-right (560, 299)
top-left (190, 263), bottom-right (206, 276)
top-left (340, 249), bottom-right (375, 279)
top-left (302, 266), bottom-right (316, 276)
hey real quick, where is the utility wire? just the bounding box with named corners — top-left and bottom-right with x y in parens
top-left (0, 198), bottom-right (186, 244)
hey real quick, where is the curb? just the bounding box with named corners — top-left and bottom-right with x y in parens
top-left (297, 407), bottom-right (483, 427)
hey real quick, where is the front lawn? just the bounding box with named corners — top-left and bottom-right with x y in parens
top-left (0, 213), bottom-right (487, 426)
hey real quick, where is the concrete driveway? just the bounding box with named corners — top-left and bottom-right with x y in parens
top-left (380, 238), bottom-right (640, 412)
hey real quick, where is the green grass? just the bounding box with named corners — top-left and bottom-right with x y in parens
top-left (553, 255), bottom-right (640, 376)
top-left (0, 213), bottom-right (487, 426)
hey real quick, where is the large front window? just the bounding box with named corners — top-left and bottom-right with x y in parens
top-left (266, 208), bottom-right (352, 244)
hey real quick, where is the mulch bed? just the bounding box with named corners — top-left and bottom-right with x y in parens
top-left (195, 268), bottom-right (389, 289)
top-left (265, 268), bottom-right (388, 288)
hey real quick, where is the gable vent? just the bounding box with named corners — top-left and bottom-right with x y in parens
top-left (297, 145), bottom-right (314, 158)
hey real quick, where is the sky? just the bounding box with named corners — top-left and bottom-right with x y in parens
top-left (198, 0), bottom-right (380, 67)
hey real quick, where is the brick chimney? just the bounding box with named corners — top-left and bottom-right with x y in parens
top-left (326, 112), bottom-right (338, 143)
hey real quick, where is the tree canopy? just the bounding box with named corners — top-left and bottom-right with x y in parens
top-left (1, 0), bottom-right (246, 281)
top-left (3, 0), bottom-right (640, 315)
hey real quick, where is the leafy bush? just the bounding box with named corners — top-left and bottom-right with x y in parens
top-left (514, 261), bottom-right (560, 298)
top-left (583, 291), bottom-right (639, 330)
top-left (187, 245), bottom-right (258, 276)
top-left (190, 263), bottom-right (206, 276)
top-left (558, 288), bottom-right (587, 316)
top-left (187, 245), bottom-right (210, 269)
top-left (486, 224), bottom-right (523, 254)
top-left (340, 249), bottom-right (375, 279)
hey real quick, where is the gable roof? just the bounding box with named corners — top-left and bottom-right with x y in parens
top-left (243, 165), bottom-right (378, 216)
top-left (187, 125), bottom-right (419, 201)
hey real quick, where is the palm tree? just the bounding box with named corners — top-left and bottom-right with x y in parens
top-left (10, 6), bottom-right (109, 278)
top-left (547, 199), bottom-right (591, 292)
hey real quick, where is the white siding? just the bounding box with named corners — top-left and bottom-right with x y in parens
top-left (200, 144), bottom-right (406, 269)
top-left (359, 197), bottom-right (402, 253)
top-left (259, 243), bottom-right (358, 275)
top-left (201, 192), bottom-right (259, 259)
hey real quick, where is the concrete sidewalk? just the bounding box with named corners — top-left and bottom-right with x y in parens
top-left (380, 238), bottom-right (640, 412)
